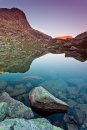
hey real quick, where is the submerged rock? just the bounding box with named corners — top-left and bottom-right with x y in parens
top-left (15, 84), bottom-right (26, 89)
top-left (66, 78), bottom-right (87, 86)
top-left (67, 99), bottom-right (77, 109)
top-left (83, 117), bottom-right (87, 128)
top-left (39, 79), bottom-right (68, 94)
top-left (74, 108), bottom-right (85, 124)
top-left (0, 92), bottom-right (34, 119)
top-left (13, 76), bottom-right (44, 86)
top-left (64, 114), bottom-right (77, 125)
top-left (76, 98), bottom-right (84, 104)
top-left (66, 87), bottom-right (77, 96)
top-left (82, 94), bottom-right (87, 102)
top-left (6, 86), bottom-right (14, 93)
top-left (0, 102), bottom-right (7, 121)
top-left (0, 81), bottom-right (7, 90)
top-left (0, 118), bottom-right (63, 130)
top-left (76, 104), bottom-right (87, 114)
top-left (26, 82), bottom-right (33, 88)
top-left (9, 88), bottom-right (26, 96)
top-left (54, 120), bottom-right (63, 129)
top-left (29, 86), bottom-right (68, 113)
top-left (57, 91), bottom-right (67, 101)
top-left (66, 123), bottom-right (78, 130)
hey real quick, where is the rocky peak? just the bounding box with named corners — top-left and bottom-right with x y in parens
top-left (0, 8), bottom-right (52, 41)
top-left (0, 7), bottom-right (31, 29)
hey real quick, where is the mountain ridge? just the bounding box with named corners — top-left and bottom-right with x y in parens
top-left (0, 7), bottom-right (52, 41)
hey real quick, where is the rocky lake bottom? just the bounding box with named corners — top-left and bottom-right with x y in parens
top-left (0, 53), bottom-right (87, 130)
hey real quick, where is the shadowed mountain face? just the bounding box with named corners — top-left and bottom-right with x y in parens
top-left (0, 8), bottom-right (52, 41)
top-left (75, 32), bottom-right (87, 39)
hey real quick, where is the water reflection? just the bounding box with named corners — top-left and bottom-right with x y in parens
top-left (0, 53), bottom-right (87, 129)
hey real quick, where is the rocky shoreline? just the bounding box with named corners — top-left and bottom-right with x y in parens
top-left (0, 91), bottom-right (64, 130)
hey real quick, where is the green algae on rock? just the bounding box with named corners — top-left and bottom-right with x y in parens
top-left (0, 92), bottom-right (34, 119)
top-left (0, 118), bottom-right (63, 130)
top-left (29, 86), bottom-right (68, 113)
top-left (0, 102), bottom-right (7, 121)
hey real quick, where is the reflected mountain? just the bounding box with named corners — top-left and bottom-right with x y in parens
top-left (0, 40), bottom-right (87, 73)
top-left (0, 42), bottom-right (44, 73)
top-left (0, 8), bottom-right (87, 73)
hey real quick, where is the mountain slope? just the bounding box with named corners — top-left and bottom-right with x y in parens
top-left (75, 32), bottom-right (87, 39)
top-left (0, 8), bottom-right (52, 42)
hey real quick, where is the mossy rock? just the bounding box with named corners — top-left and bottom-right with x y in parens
top-left (0, 102), bottom-right (7, 121)
top-left (0, 118), bottom-right (63, 130)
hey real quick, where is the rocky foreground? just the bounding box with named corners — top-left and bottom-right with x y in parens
top-left (0, 118), bottom-right (63, 130)
top-left (1, 78), bottom-right (87, 129)
top-left (0, 90), bottom-right (65, 130)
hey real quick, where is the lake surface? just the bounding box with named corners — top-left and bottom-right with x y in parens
top-left (0, 53), bottom-right (87, 129)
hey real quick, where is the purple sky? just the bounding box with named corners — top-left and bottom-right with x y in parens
top-left (0, 0), bottom-right (87, 38)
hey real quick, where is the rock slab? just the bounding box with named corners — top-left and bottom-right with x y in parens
top-left (29, 86), bottom-right (68, 113)
top-left (0, 118), bottom-right (63, 130)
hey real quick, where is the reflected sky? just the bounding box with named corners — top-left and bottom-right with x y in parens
top-left (1, 53), bottom-right (86, 82)
top-left (26, 53), bottom-right (87, 80)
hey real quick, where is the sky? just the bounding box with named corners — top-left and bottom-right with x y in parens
top-left (0, 0), bottom-right (87, 38)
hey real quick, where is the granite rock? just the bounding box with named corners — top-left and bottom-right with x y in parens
top-left (29, 86), bottom-right (68, 113)
top-left (0, 92), bottom-right (34, 119)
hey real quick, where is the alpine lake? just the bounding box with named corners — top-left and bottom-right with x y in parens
top-left (0, 41), bottom-right (87, 130)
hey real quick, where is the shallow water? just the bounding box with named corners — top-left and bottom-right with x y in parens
top-left (0, 53), bottom-right (87, 129)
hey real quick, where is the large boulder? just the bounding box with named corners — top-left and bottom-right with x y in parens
top-left (29, 86), bottom-right (68, 113)
top-left (0, 92), bottom-right (34, 119)
top-left (0, 118), bottom-right (63, 130)
top-left (0, 102), bottom-right (7, 121)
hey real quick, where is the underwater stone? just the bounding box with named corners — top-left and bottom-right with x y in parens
top-left (15, 84), bottom-right (26, 89)
top-left (0, 81), bottom-right (7, 90)
top-left (13, 76), bottom-right (44, 86)
top-left (74, 108), bottom-right (85, 124)
top-left (66, 123), bottom-right (78, 130)
top-left (29, 86), bottom-right (68, 113)
top-left (67, 99), bottom-right (77, 109)
top-left (0, 118), bottom-right (63, 130)
top-left (9, 88), bottom-right (26, 96)
top-left (6, 86), bottom-right (14, 92)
